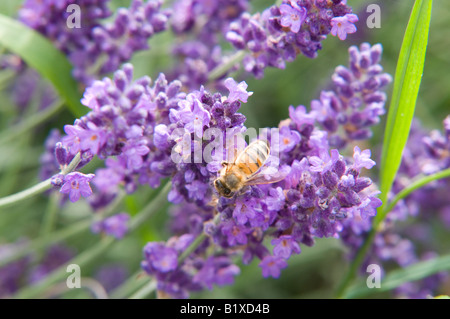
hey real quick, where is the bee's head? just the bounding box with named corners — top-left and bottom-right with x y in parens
top-left (214, 178), bottom-right (235, 198)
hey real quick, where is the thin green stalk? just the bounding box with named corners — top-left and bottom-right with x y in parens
top-left (39, 192), bottom-right (61, 237)
top-left (0, 152), bottom-right (81, 209)
top-left (14, 236), bottom-right (115, 299)
top-left (179, 214), bottom-right (220, 264)
top-left (0, 99), bottom-right (64, 145)
top-left (127, 181), bottom-right (171, 231)
top-left (129, 280), bottom-right (157, 299)
top-left (378, 0), bottom-right (433, 223)
top-left (12, 183), bottom-right (170, 298)
top-left (0, 190), bottom-right (125, 268)
top-left (110, 270), bottom-right (150, 299)
top-left (208, 50), bottom-right (246, 82)
top-left (382, 168), bottom-right (450, 218)
top-left (0, 219), bottom-right (91, 268)
top-left (345, 253), bottom-right (450, 298)
top-left (335, 228), bottom-right (376, 298)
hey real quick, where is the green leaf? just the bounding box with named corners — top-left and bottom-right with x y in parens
top-left (377, 0), bottom-right (433, 225)
top-left (345, 254), bottom-right (450, 298)
top-left (0, 14), bottom-right (86, 117)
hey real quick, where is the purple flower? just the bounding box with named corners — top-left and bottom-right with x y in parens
top-left (309, 149), bottom-right (341, 173)
top-left (154, 124), bottom-right (170, 149)
top-left (20, 0), bottom-right (170, 84)
top-left (176, 96), bottom-right (212, 137)
top-left (227, 1), bottom-right (356, 77)
top-left (80, 122), bottom-right (107, 155)
top-left (271, 235), bottom-right (301, 259)
top-left (279, 126), bottom-right (301, 153)
top-left (330, 14), bottom-right (358, 40)
top-left (143, 242), bottom-right (178, 273)
top-left (62, 125), bottom-right (84, 155)
top-left (310, 43), bottom-right (391, 148)
top-left (279, 2), bottom-right (307, 33)
top-left (353, 146), bottom-right (376, 170)
top-left (224, 78), bottom-right (253, 103)
top-left (122, 139), bottom-right (150, 170)
top-left (95, 265), bottom-right (128, 293)
top-left (193, 256), bottom-right (240, 290)
top-left (185, 180), bottom-right (210, 202)
top-left (259, 255), bottom-right (288, 278)
top-left (92, 213), bottom-right (130, 239)
top-left (288, 105), bottom-right (316, 129)
top-left (265, 187), bottom-right (286, 212)
top-left (60, 172), bottom-right (95, 202)
top-left (221, 221), bottom-right (249, 246)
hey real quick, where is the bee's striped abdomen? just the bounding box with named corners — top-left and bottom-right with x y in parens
top-left (235, 139), bottom-right (270, 176)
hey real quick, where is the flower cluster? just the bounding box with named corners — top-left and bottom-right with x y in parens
top-left (167, 0), bottom-right (358, 89)
top-left (311, 43), bottom-right (392, 148)
top-left (141, 117), bottom-right (381, 298)
top-left (226, 0), bottom-right (357, 78)
top-left (138, 44), bottom-right (387, 297)
top-left (340, 116), bottom-right (450, 298)
top-left (19, 0), bottom-right (170, 84)
top-left (39, 39), bottom-right (390, 297)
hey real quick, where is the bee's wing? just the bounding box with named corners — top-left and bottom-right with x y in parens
top-left (224, 135), bottom-right (247, 173)
top-left (244, 165), bottom-right (290, 186)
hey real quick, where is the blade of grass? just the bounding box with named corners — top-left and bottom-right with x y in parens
top-left (378, 0), bottom-right (433, 224)
top-left (335, 0), bottom-right (433, 298)
top-left (345, 254), bottom-right (450, 298)
top-left (0, 14), bottom-right (86, 117)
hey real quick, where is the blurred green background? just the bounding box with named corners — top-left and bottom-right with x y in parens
top-left (0, 0), bottom-right (449, 298)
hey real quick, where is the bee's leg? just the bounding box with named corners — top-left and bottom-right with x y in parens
top-left (221, 161), bottom-right (228, 167)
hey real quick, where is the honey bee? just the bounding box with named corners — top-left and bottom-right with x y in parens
top-left (214, 139), bottom-right (286, 198)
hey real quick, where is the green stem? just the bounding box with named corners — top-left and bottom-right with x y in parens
top-left (13, 236), bottom-right (115, 299)
top-left (208, 50), bottom-right (246, 82)
top-left (179, 214), bottom-right (220, 264)
top-left (0, 219), bottom-right (91, 268)
top-left (110, 270), bottom-right (150, 299)
top-left (127, 181), bottom-right (171, 231)
top-left (0, 152), bottom-right (81, 209)
top-left (129, 280), bottom-right (157, 299)
top-left (39, 192), bottom-right (61, 237)
top-left (335, 228), bottom-right (376, 298)
top-left (0, 190), bottom-right (125, 268)
top-left (345, 253), bottom-right (450, 298)
top-left (0, 99), bottom-right (64, 145)
top-left (382, 168), bottom-right (450, 218)
top-left (12, 183), bottom-right (170, 298)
